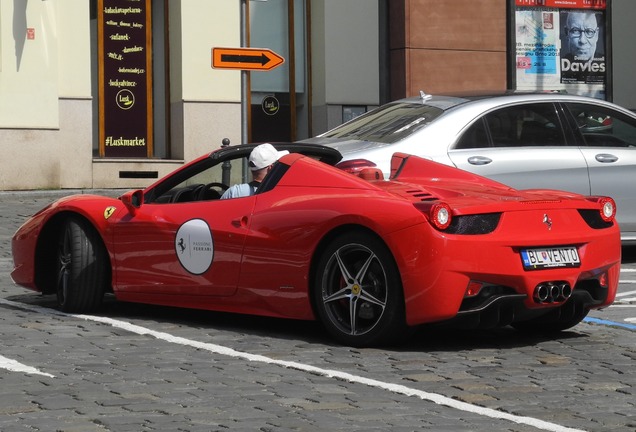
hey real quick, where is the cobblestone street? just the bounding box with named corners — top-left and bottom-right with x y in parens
top-left (1, 191), bottom-right (634, 431)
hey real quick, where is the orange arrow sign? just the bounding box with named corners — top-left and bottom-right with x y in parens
top-left (212, 47), bottom-right (285, 71)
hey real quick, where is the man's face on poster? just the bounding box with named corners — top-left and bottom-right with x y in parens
top-left (565, 12), bottom-right (599, 61)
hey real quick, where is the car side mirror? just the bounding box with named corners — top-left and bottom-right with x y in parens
top-left (120, 190), bottom-right (143, 214)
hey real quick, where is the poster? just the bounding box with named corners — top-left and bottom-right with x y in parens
top-left (515, 0), bottom-right (606, 9)
top-left (99, 0), bottom-right (153, 158)
top-left (515, 9), bottom-right (560, 89)
top-left (559, 9), bottom-right (605, 85)
top-left (513, 1), bottom-right (606, 98)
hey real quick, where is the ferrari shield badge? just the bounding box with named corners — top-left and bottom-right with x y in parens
top-left (175, 219), bottom-right (214, 275)
top-left (104, 206), bottom-right (117, 220)
top-left (542, 213), bottom-right (553, 230)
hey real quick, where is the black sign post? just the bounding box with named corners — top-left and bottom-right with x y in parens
top-left (98, 0), bottom-right (153, 158)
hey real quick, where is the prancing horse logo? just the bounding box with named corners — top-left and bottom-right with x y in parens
top-left (104, 206), bottom-right (116, 220)
top-left (542, 214), bottom-right (552, 230)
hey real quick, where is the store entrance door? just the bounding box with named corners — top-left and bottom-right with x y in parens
top-left (249, 0), bottom-right (310, 143)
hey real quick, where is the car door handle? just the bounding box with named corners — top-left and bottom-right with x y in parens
top-left (595, 153), bottom-right (618, 163)
top-left (467, 156), bottom-right (493, 166)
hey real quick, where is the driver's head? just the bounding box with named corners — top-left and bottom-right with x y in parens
top-left (249, 143), bottom-right (289, 171)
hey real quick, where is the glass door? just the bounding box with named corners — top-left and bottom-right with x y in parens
top-left (249, 0), bottom-right (310, 142)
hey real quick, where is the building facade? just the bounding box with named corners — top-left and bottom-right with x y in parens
top-left (0, 0), bottom-right (634, 190)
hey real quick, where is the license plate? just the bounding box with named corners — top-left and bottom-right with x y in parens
top-left (521, 246), bottom-right (580, 270)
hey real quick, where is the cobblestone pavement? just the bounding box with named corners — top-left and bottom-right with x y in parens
top-left (0, 191), bottom-right (634, 431)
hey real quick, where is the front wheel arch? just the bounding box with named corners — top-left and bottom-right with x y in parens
top-left (35, 213), bottom-right (112, 309)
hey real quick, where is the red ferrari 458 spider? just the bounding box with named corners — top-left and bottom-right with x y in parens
top-left (11, 143), bottom-right (621, 346)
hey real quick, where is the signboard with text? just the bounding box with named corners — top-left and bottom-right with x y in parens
top-left (513, 0), bottom-right (606, 99)
top-left (515, 0), bottom-right (605, 9)
top-left (98, 0), bottom-right (153, 158)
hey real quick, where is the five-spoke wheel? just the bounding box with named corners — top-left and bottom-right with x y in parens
top-left (314, 232), bottom-right (405, 346)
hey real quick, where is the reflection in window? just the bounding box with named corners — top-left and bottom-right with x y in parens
top-left (566, 103), bottom-right (636, 148)
top-left (321, 103), bottom-right (444, 144)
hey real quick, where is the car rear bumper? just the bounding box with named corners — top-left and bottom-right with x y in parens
top-left (386, 216), bottom-right (621, 327)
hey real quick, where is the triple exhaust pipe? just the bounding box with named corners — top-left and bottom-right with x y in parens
top-left (533, 282), bottom-right (572, 304)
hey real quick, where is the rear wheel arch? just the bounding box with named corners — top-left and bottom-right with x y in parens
top-left (309, 225), bottom-right (408, 346)
top-left (309, 225), bottom-right (390, 293)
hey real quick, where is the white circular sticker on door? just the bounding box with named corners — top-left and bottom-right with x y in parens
top-left (175, 219), bottom-right (214, 275)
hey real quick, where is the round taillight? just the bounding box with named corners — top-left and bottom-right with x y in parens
top-left (430, 202), bottom-right (452, 230)
top-left (599, 197), bottom-right (616, 222)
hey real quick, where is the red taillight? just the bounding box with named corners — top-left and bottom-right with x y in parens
top-left (599, 271), bottom-right (608, 288)
top-left (335, 159), bottom-right (377, 174)
top-left (430, 202), bottom-right (452, 230)
top-left (599, 197), bottom-right (616, 222)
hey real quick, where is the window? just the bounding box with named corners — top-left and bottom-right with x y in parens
top-left (455, 118), bottom-right (489, 149)
top-left (321, 103), bottom-right (444, 144)
top-left (250, 0), bottom-right (309, 142)
top-left (148, 157), bottom-right (246, 204)
top-left (565, 103), bottom-right (636, 148)
top-left (456, 103), bottom-right (567, 149)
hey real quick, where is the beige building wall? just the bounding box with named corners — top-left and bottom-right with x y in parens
top-left (0, 1), bottom-right (92, 190)
top-left (179, 0), bottom-right (242, 161)
top-left (0, 0), bottom-right (244, 191)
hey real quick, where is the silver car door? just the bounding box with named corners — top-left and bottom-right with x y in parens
top-left (565, 102), bottom-right (636, 235)
top-left (448, 102), bottom-right (590, 194)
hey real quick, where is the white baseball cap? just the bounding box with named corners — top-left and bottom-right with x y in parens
top-left (248, 143), bottom-right (289, 171)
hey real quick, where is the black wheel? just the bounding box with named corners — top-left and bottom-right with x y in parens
top-left (512, 301), bottom-right (589, 333)
top-left (313, 232), bottom-right (406, 346)
top-left (56, 216), bottom-right (107, 312)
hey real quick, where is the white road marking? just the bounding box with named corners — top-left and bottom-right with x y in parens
top-left (0, 354), bottom-right (54, 377)
top-left (0, 298), bottom-right (585, 432)
top-left (613, 289), bottom-right (636, 305)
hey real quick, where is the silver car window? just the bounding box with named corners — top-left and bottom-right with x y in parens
top-left (565, 103), bottom-right (636, 148)
top-left (456, 102), bottom-right (567, 149)
top-left (320, 103), bottom-right (444, 144)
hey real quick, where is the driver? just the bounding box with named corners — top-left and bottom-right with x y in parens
top-left (220, 143), bottom-right (289, 199)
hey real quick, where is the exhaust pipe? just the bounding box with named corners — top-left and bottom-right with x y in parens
top-left (550, 284), bottom-right (561, 302)
top-left (558, 283), bottom-right (572, 301)
top-left (534, 284), bottom-right (550, 302)
top-left (533, 282), bottom-right (572, 304)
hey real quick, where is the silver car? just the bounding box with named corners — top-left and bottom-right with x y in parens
top-left (302, 92), bottom-right (636, 244)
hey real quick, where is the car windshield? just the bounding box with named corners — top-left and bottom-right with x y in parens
top-left (320, 102), bottom-right (444, 144)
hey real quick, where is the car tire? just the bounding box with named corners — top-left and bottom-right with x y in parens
top-left (56, 216), bottom-right (107, 312)
top-left (313, 231), bottom-right (406, 347)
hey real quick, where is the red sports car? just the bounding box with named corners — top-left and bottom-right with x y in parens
top-left (11, 143), bottom-right (621, 346)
